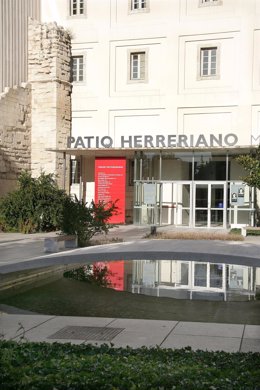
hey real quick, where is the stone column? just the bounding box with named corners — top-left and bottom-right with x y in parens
top-left (28, 18), bottom-right (72, 191)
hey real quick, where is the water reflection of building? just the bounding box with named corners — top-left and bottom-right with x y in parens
top-left (131, 260), bottom-right (257, 301)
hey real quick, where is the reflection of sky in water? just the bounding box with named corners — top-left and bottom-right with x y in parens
top-left (68, 260), bottom-right (259, 302)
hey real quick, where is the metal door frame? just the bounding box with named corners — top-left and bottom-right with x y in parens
top-left (193, 181), bottom-right (227, 228)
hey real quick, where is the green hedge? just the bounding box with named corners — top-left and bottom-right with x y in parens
top-left (0, 341), bottom-right (259, 389)
top-left (246, 229), bottom-right (260, 236)
top-left (0, 172), bottom-right (67, 233)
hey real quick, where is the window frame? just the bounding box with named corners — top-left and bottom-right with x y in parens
top-left (199, 0), bottom-right (223, 7)
top-left (128, 160), bottom-right (135, 186)
top-left (70, 158), bottom-right (81, 185)
top-left (128, 0), bottom-right (150, 14)
top-left (197, 44), bottom-right (220, 80)
top-left (127, 49), bottom-right (148, 83)
top-left (68, 0), bottom-right (87, 18)
top-left (72, 54), bottom-right (86, 84)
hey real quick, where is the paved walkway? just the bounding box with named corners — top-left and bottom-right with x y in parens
top-left (0, 225), bottom-right (260, 273)
top-left (1, 313), bottom-right (259, 352)
top-left (0, 225), bottom-right (259, 352)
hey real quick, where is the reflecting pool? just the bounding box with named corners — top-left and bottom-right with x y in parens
top-left (64, 259), bottom-right (259, 302)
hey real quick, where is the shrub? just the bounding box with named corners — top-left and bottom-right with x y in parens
top-left (246, 229), bottom-right (260, 236)
top-left (229, 228), bottom-right (242, 235)
top-left (60, 197), bottom-right (119, 246)
top-left (0, 341), bottom-right (259, 389)
top-left (0, 171), bottom-right (68, 233)
top-left (64, 264), bottom-right (113, 287)
top-left (0, 172), bottom-right (119, 240)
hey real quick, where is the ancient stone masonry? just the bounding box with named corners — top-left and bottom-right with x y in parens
top-left (28, 18), bottom-right (72, 191)
top-left (0, 18), bottom-right (72, 196)
top-left (0, 84), bottom-right (31, 196)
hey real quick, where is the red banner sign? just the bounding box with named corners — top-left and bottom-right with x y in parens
top-left (95, 158), bottom-right (126, 224)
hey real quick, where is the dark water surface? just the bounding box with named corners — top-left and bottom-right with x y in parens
top-left (1, 258), bottom-right (259, 324)
top-left (64, 258), bottom-right (259, 302)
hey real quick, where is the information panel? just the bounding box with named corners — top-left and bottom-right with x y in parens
top-left (143, 183), bottom-right (156, 204)
top-left (230, 184), bottom-right (245, 206)
top-left (95, 158), bottom-right (126, 224)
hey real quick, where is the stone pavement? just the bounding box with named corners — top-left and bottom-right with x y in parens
top-left (0, 225), bottom-right (259, 352)
top-left (1, 313), bottom-right (260, 352)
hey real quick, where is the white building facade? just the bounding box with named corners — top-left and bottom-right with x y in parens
top-left (42, 0), bottom-right (260, 228)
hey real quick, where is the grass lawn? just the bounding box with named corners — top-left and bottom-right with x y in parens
top-left (1, 277), bottom-right (260, 324)
top-left (146, 231), bottom-right (244, 241)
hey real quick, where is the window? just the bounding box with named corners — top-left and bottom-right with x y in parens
top-left (199, 0), bottom-right (222, 7)
top-left (129, 51), bottom-right (147, 82)
top-left (131, 52), bottom-right (145, 80)
top-left (70, 159), bottom-right (81, 184)
top-left (129, 0), bottom-right (149, 13)
top-left (69, 0), bottom-right (85, 16)
top-left (199, 47), bottom-right (219, 78)
top-left (128, 160), bottom-right (134, 186)
top-left (132, 0), bottom-right (146, 10)
top-left (72, 56), bottom-right (84, 82)
top-left (194, 263), bottom-right (223, 289)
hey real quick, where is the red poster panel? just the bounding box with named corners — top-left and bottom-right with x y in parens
top-left (95, 158), bottom-right (126, 224)
top-left (93, 261), bottom-right (124, 291)
top-left (107, 261), bottom-right (124, 291)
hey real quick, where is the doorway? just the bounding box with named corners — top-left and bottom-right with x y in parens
top-left (193, 182), bottom-right (226, 228)
top-left (134, 180), bottom-right (227, 228)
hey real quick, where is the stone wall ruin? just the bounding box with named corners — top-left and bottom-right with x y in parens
top-left (0, 18), bottom-right (72, 197)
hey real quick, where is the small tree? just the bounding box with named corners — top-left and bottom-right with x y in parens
top-left (60, 197), bottom-right (119, 246)
top-left (0, 171), bottom-right (68, 233)
top-left (236, 146), bottom-right (260, 190)
top-left (236, 146), bottom-right (260, 226)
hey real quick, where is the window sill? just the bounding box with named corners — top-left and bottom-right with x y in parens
top-left (129, 9), bottom-right (149, 14)
top-left (199, 1), bottom-right (222, 7)
top-left (67, 14), bottom-right (87, 19)
top-left (198, 75), bottom-right (220, 81)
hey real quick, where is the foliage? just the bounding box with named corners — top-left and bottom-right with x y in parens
top-left (0, 172), bottom-right (68, 233)
top-left (236, 146), bottom-right (260, 190)
top-left (0, 172), bottom-right (118, 239)
top-left (64, 264), bottom-right (113, 287)
top-left (60, 196), bottom-right (118, 246)
top-left (229, 228), bottom-right (242, 235)
top-left (0, 341), bottom-right (259, 389)
top-left (236, 146), bottom-right (260, 226)
top-left (245, 228), bottom-right (260, 236)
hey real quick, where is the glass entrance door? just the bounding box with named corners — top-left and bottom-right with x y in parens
top-left (160, 182), bottom-right (191, 226)
top-left (193, 182), bottom-right (226, 228)
top-left (194, 184), bottom-right (208, 227)
top-left (193, 262), bottom-right (225, 290)
top-left (175, 183), bottom-right (192, 226)
top-left (133, 181), bottom-right (161, 225)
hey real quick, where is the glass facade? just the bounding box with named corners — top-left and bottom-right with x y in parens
top-left (133, 150), bottom-right (255, 227)
top-left (74, 148), bottom-right (256, 228)
top-left (130, 259), bottom-right (256, 301)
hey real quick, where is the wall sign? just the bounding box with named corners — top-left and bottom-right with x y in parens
top-left (95, 158), bottom-right (126, 224)
top-left (68, 133), bottom-right (239, 149)
top-left (143, 183), bottom-right (157, 204)
top-left (230, 184), bottom-right (245, 206)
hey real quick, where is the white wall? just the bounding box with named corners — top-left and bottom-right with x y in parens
top-left (41, 0), bottom-right (260, 149)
